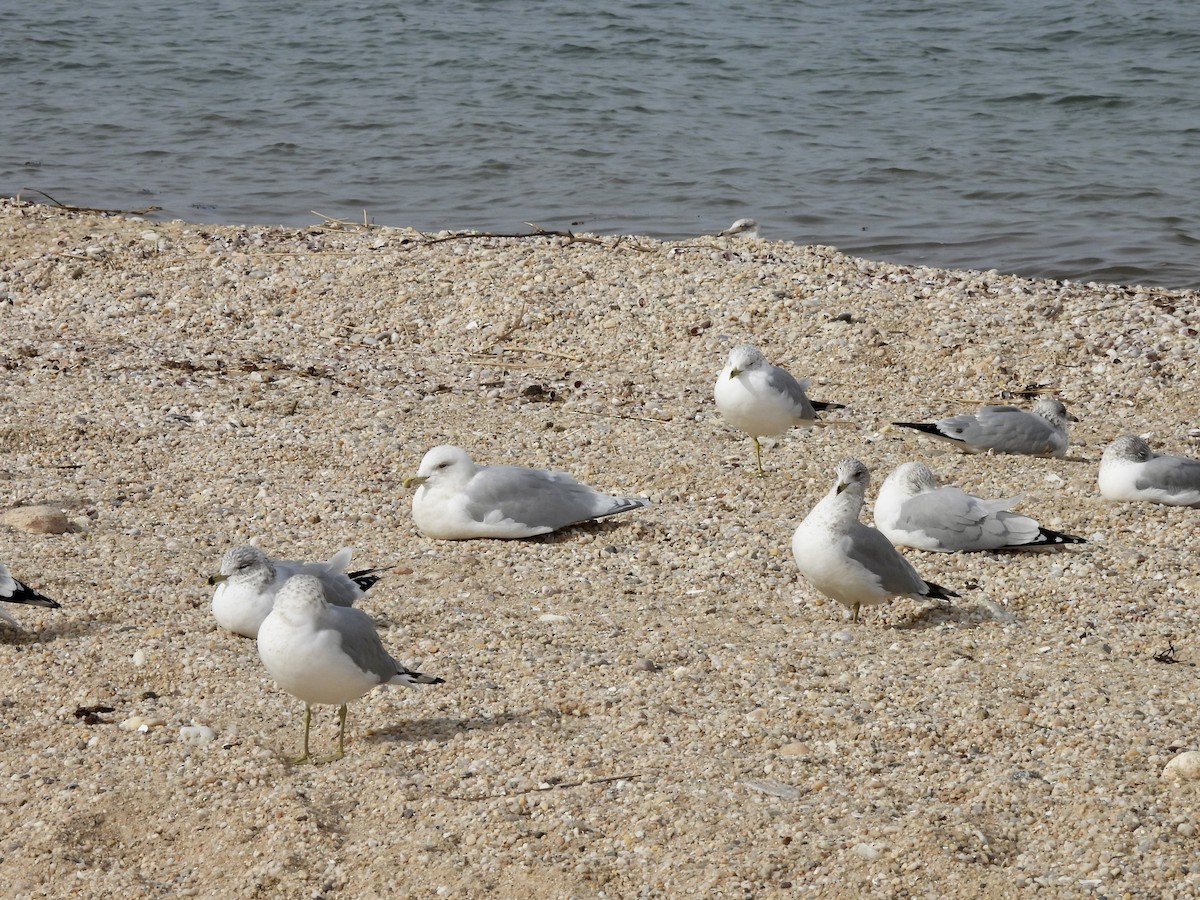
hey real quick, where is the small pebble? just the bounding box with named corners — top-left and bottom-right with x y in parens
top-left (850, 843), bottom-right (883, 861)
top-left (1, 505), bottom-right (70, 534)
top-left (121, 716), bottom-right (166, 732)
top-left (1162, 751), bottom-right (1200, 782)
top-left (179, 724), bottom-right (217, 745)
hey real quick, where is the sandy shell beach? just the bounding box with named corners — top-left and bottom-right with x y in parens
top-left (1, 197), bottom-right (1198, 898)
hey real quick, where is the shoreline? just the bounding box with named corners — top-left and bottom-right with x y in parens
top-left (1, 197), bottom-right (1198, 897)
top-left (12, 192), bottom-right (1198, 292)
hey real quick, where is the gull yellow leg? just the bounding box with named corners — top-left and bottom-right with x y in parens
top-left (316, 703), bottom-right (348, 765)
top-left (753, 436), bottom-right (766, 477)
top-left (335, 703), bottom-right (348, 760)
top-left (283, 704), bottom-right (314, 764)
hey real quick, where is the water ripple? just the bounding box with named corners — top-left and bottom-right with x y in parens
top-left (2, 0), bottom-right (1199, 287)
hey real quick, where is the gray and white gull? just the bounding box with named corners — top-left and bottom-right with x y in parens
top-left (792, 458), bottom-right (960, 623)
top-left (257, 574), bottom-right (443, 764)
top-left (893, 396), bottom-right (1076, 458)
top-left (209, 544), bottom-right (385, 638)
top-left (874, 461), bottom-right (1086, 552)
top-left (405, 445), bottom-right (648, 539)
top-left (714, 344), bottom-right (846, 476)
top-left (1098, 435), bottom-right (1200, 507)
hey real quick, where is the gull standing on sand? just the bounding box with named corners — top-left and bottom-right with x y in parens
top-left (792, 458), bottom-right (960, 623)
top-left (717, 218), bottom-right (760, 239)
top-left (0, 563), bottom-right (61, 628)
top-left (257, 574), bottom-right (444, 764)
top-left (874, 461), bottom-right (1086, 551)
top-left (209, 544), bottom-right (386, 638)
top-left (404, 445), bottom-right (649, 539)
top-left (892, 395), bottom-right (1076, 458)
top-left (714, 344), bottom-right (846, 476)
top-left (1098, 435), bottom-right (1200, 507)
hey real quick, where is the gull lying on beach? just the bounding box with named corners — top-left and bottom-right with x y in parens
top-left (404, 445), bottom-right (649, 539)
top-left (714, 344), bottom-right (846, 476)
top-left (1098, 435), bottom-right (1200, 507)
top-left (792, 458), bottom-right (960, 623)
top-left (717, 218), bottom-right (760, 239)
top-left (0, 563), bottom-right (61, 628)
top-left (892, 396), bottom-right (1076, 458)
top-left (874, 461), bottom-right (1086, 552)
top-left (209, 544), bottom-right (386, 638)
top-left (257, 574), bottom-right (443, 764)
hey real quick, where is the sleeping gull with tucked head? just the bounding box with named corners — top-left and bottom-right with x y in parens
top-left (256, 574), bottom-right (444, 764)
top-left (1098, 435), bottom-right (1200, 507)
top-left (892, 395), bottom-right (1076, 458)
top-left (0, 563), bottom-right (61, 629)
top-left (874, 461), bottom-right (1086, 552)
top-left (404, 444), bottom-right (649, 539)
top-left (717, 218), bottom-right (760, 239)
top-left (792, 458), bottom-right (960, 623)
top-left (714, 344), bottom-right (847, 476)
top-left (209, 544), bottom-right (386, 638)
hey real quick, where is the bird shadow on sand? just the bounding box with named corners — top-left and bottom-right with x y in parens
top-left (2, 613), bottom-right (119, 643)
top-left (888, 600), bottom-right (997, 631)
top-left (532, 519), bottom-right (643, 545)
top-left (367, 708), bottom-right (534, 745)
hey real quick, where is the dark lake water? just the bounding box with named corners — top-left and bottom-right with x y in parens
top-left (4, 0), bottom-right (1198, 287)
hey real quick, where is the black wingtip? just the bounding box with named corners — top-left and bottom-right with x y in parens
top-left (406, 672), bottom-right (445, 686)
top-left (812, 399), bottom-right (847, 412)
top-left (596, 497), bottom-right (651, 521)
top-left (1035, 527), bottom-right (1087, 546)
top-left (6, 579), bottom-right (60, 609)
top-left (892, 421), bottom-right (945, 438)
top-left (347, 567), bottom-right (387, 591)
top-left (924, 581), bottom-right (961, 601)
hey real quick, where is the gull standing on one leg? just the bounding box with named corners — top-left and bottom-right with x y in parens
top-left (792, 458), bottom-right (959, 623)
top-left (256, 574), bottom-right (444, 764)
top-left (714, 344), bottom-right (845, 476)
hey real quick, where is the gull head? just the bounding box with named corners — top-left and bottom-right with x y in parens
top-left (1102, 434), bottom-right (1153, 464)
top-left (209, 544), bottom-right (273, 587)
top-left (833, 458), bottom-right (870, 495)
top-left (272, 574), bottom-right (328, 618)
top-left (717, 218), bottom-right (760, 239)
top-left (891, 461), bottom-right (938, 497)
top-left (406, 445), bottom-right (477, 491)
top-left (725, 344), bottom-right (766, 379)
top-left (1033, 395), bottom-right (1077, 425)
